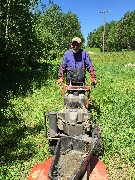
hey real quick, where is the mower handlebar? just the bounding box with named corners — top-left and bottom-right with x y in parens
top-left (62, 85), bottom-right (92, 98)
top-left (61, 85), bottom-right (92, 108)
top-left (62, 85), bottom-right (91, 91)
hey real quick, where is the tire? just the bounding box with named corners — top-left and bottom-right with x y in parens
top-left (91, 124), bottom-right (104, 157)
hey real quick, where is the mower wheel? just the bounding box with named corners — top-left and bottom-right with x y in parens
top-left (92, 124), bottom-right (104, 157)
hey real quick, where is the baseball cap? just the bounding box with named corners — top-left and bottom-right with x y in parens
top-left (72, 37), bottom-right (82, 43)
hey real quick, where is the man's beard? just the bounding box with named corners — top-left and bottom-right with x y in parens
top-left (72, 49), bottom-right (79, 53)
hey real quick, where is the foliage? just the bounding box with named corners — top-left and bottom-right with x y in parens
top-left (0, 1), bottom-right (84, 72)
top-left (0, 0), bottom-right (44, 71)
top-left (0, 59), bottom-right (60, 179)
top-left (0, 51), bottom-right (135, 179)
top-left (35, 4), bottom-right (84, 60)
top-left (87, 10), bottom-right (135, 52)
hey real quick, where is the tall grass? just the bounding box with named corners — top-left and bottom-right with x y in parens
top-left (0, 51), bottom-right (135, 179)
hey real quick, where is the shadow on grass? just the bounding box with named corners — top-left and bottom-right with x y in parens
top-left (0, 113), bottom-right (41, 165)
top-left (0, 61), bottom-right (58, 166)
top-left (0, 61), bottom-right (58, 108)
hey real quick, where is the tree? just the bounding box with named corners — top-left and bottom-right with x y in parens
top-left (87, 10), bottom-right (135, 52)
top-left (0, 0), bottom-right (47, 71)
top-left (35, 4), bottom-right (84, 59)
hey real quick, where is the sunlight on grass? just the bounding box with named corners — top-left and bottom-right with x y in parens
top-left (1, 51), bottom-right (135, 179)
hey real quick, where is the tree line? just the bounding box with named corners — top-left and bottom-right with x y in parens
top-left (1, 1), bottom-right (134, 74)
top-left (0, 0), bottom-right (83, 73)
top-left (87, 10), bottom-right (135, 52)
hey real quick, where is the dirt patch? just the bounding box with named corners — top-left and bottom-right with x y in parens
top-left (53, 150), bottom-right (87, 180)
top-left (88, 51), bottom-right (96, 54)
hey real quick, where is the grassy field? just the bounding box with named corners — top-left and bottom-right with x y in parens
top-left (0, 51), bottom-right (135, 179)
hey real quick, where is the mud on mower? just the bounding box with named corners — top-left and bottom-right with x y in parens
top-left (44, 82), bottom-right (104, 157)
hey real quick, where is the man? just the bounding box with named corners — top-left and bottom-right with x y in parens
top-left (58, 37), bottom-right (96, 86)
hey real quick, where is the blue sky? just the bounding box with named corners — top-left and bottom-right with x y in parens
top-left (42, 0), bottom-right (135, 41)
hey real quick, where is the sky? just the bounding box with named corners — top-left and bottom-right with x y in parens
top-left (42, 0), bottom-right (135, 41)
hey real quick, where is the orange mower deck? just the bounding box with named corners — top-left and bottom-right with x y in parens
top-left (28, 156), bottom-right (108, 180)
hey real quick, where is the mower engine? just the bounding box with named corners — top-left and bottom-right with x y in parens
top-left (57, 91), bottom-right (90, 136)
top-left (44, 83), bottom-right (103, 156)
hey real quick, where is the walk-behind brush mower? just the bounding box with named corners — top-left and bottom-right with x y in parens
top-left (28, 82), bottom-right (108, 180)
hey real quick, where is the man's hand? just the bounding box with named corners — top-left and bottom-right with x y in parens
top-left (57, 78), bottom-right (63, 85)
top-left (91, 78), bottom-right (97, 87)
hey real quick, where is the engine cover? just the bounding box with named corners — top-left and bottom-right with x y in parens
top-left (57, 93), bottom-right (90, 136)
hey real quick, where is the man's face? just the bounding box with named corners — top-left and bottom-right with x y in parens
top-left (71, 41), bottom-right (81, 51)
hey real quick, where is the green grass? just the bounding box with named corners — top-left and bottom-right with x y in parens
top-left (90, 51), bottom-right (135, 179)
top-left (85, 47), bottom-right (101, 53)
top-left (0, 51), bottom-right (135, 179)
